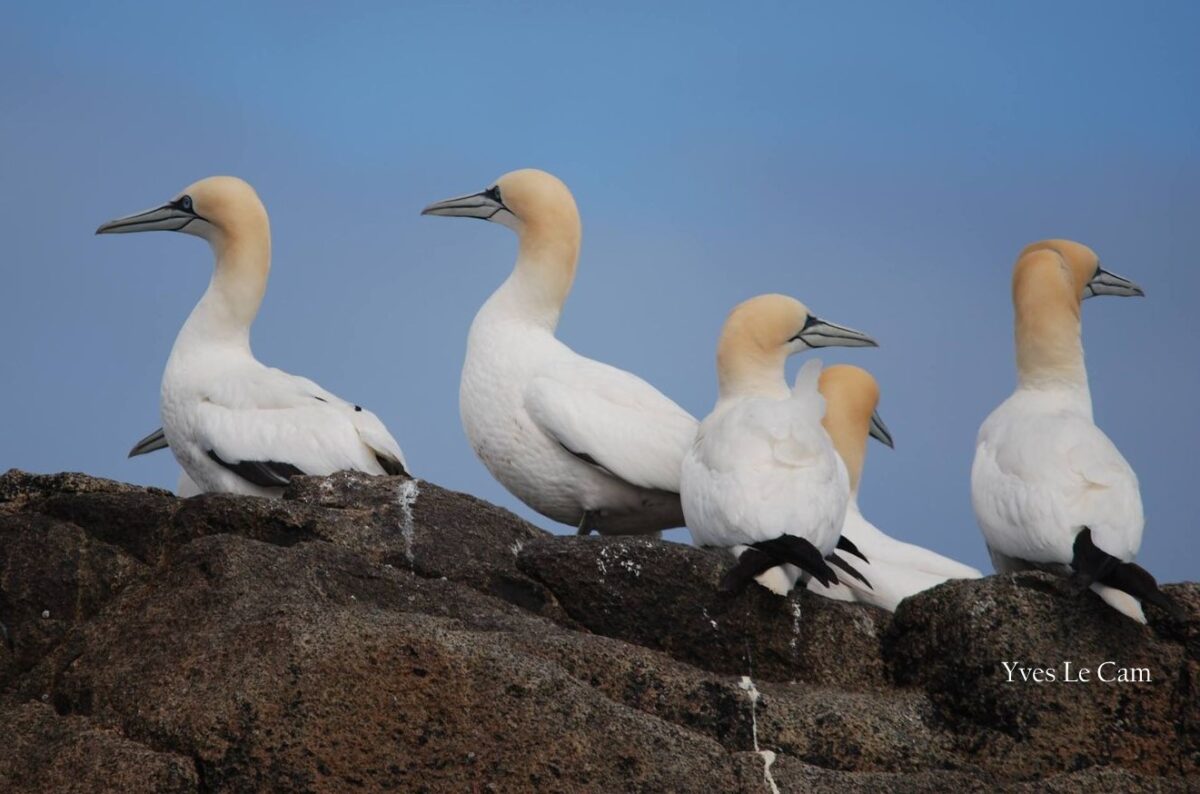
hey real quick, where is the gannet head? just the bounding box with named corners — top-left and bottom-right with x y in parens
top-left (1017, 239), bottom-right (1144, 301)
top-left (717, 294), bottom-right (877, 397)
top-left (818, 364), bottom-right (892, 493)
top-left (421, 169), bottom-right (580, 237)
top-left (96, 176), bottom-right (268, 252)
top-left (819, 364), bottom-right (894, 450)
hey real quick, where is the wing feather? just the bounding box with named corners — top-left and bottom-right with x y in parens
top-left (524, 359), bottom-right (697, 493)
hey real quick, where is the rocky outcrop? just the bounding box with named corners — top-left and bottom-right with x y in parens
top-left (0, 468), bottom-right (1195, 792)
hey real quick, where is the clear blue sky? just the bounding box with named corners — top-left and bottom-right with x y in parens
top-left (2, 2), bottom-right (1197, 582)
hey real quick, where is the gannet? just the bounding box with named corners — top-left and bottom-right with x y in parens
top-left (971, 239), bottom-right (1180, 623)
top-left (421, 169), bottom-right (697, 535)
top-left (680, 294), bottom-right (878, 594)
top-left (806, 365), bottom-right (981, 611)
top-left (127, 427), bottom-right (201, 497)
top-left (97, 176), bottom-right (408, 496)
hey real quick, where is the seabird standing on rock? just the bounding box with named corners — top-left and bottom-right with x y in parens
top-left (971, 239), bottom-right (1180, 623)
top-left (807, 365), bottom-right (981, 610)
top-left (97, 176), bottom-right (408, 496)
top-left (680, 294), bottom-right (878, 594)
top-left (421, 169), bottom-right (696, 535)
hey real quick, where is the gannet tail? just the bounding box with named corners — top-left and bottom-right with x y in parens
top-left (1072, 528), bottom-right (1182, 622)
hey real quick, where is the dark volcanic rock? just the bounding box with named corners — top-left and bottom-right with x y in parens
top-left (0, 468), bottom-right (1196, 792)
top-left (0, 512), bottom-right (144, 684)
top-left (517, 535), bottom-right (889, 688)
top-left (885, 571), bottom-right (1200, 780)
top-left (0, 695), bottom-right (197, 793)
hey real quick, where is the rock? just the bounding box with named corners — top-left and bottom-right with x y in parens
top-left (0, 695), bottom-right (197, 794)
top-left (884, 571), bottom-right (1200, 780)
top-left (0, 469), bottom-right (1195, 791)
top-left (29, 534), bottom-right (742, 791)
top-left (517, 535), bottom-right (890, 689)
top-left (0, 513), bottom-right (144, 684)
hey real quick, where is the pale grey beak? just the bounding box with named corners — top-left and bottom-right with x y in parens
top-left (797, 315), bottom-right (878, 349)
top-left (96, 202), bottom-right (198, 235)
top-left (1084, 267), bottom-right (1144, 299)
top-left (868, 410), bottom-right (894, 449)
top-left (420, 189), bottom-right (508, 221)
top-left (128, 427), bottom-right (168, 458)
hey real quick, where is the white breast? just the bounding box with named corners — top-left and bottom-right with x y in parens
top-left (971, 389), bottom-right (1143, 566)
top-left (682, 394), bottom-right (849, 555)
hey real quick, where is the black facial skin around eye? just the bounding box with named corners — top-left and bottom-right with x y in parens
top-left (172, 195), bottom-right (194, 212)
top-left (484, 185), bottom-right (502, 203)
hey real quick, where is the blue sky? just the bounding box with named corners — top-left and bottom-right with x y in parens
top-left (1, 2), bottom-right (1197, 581)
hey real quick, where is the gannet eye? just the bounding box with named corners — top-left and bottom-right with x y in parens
top-left (181, 195), bottom-right (194, 212)
top-left (484, 186), bottom-right (502, 203)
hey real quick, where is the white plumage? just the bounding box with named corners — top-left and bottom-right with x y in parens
top-left (811, 501), bottom-right (983, 609)
top-left (806, 364), bottom-right (981, 611)
top-left (680, 294), bottom-right (878, 594)
top-left (99, 176), bottom-right (407, 497)
top-left (685, 359), bottom-right (846, 551)
top-left (970, 239), bottom-right (1164, 623)
top-left (161, 357), bottom-right (407, 496)
top-left (424, 169), bottom-right (695, 534)
top-left (973, 391), bottom-right (1143, 566)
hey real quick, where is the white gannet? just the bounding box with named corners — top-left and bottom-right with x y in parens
top-left (97, 176), bottom-right (408, 497)
top-left (806, 365), bottom-right (982, 611)
top-left (971, 239), bottom-right (1180, 623)
top-left (127, 427), bottom-right (202, 497)
top-left (421, 169), bottom-right (697, 535)
top-left (680, 294), bottom-right (878, 594)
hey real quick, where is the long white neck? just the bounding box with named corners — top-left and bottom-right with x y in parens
top-left (173, 229), bottom-right (270, 357)
top-left (484, 217), bottom-right (580, 332)
top-left (716, 349), bottom-right (791, 403)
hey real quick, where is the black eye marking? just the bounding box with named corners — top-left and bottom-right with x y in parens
top-left (354, 405), bottom-right (363, 412)
top-left (484, 185), bottom-right (502, 204)
top-left (171, 195), bottom-right (196, 213)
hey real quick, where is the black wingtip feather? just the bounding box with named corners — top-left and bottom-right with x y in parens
top-left (1072, 527), bottom-right (1184, 620)
top-left (828, 552), bottom-right (873, 589)
top-left (836, 535), bottom-right (870, 563)
top-left (718, 548), bottom-right (779, 595)
top-left (752, 535), bottom-right (840, 589)
top-left (207, 450), bottom-right (305, 488)
top-left (375, 454), bottom-right (408, 477)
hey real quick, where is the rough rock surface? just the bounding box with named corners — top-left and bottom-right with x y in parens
top-left (0, 468), bottom-right (1195, 792)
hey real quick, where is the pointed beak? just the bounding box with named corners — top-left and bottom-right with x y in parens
top-left (868, 410), bottom-right (894, 449)
top-left (1083, 267), bottom-right (1144, 299)
top-left (128, 427), bottom-right (168, 458)
top-left (797, 315), bottom-right (878, 349)
top-left (420, 190), bottom-right (507, 221)
top-left (96, 203), bottom-right (198, 235)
